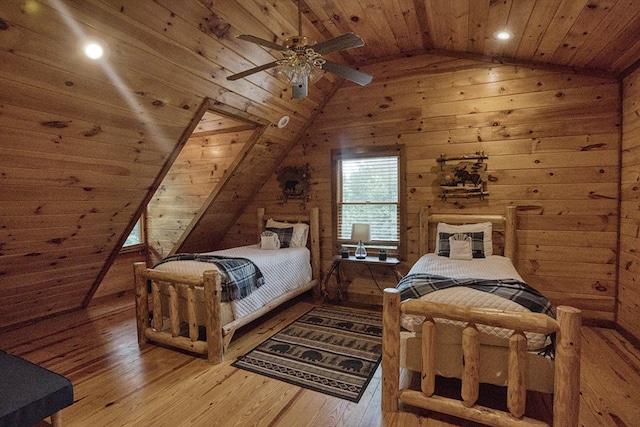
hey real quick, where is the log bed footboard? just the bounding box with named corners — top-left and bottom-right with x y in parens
top-left (134, 263), bottom-right (225, 363)
top-left (134, 263), bottom-right (318, 364)
top-left (381, 288), bottom-right (582, 427)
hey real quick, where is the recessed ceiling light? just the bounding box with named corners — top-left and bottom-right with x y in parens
top-left (495, 30), bottom-right (513, 41)
top-left (78, 38), bottom-right (109, 62)
top-left (83, 42), bottom-right (104, 60)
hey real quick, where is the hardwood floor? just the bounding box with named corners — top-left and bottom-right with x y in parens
top-left (1, 293), bottom-right (639, 427)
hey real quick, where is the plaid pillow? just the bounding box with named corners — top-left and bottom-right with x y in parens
top-left (265, 227), bottom-right (294, 248)
top-left (437, 231), bottom-right (485, 258)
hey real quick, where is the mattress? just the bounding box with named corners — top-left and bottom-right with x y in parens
top-left (152, 244), bottom-right (312, 327)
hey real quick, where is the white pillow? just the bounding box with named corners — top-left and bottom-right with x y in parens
top-left (260, 230), bottom-right (280, 250)
top-left (266, 218), bottom-right (309, 248)
top-left (449, 235), bottom-right (473, 260)
top-left (436, 222), bottom-right (492, 256)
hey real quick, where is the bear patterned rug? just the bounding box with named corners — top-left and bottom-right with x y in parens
top-left (231, 306), bottom-right (382, 403)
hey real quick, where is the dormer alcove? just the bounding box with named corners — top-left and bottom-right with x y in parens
top-left (92, 100), bottom-right (268, 302)
top-left (145, 101), bottom-right (266, 264)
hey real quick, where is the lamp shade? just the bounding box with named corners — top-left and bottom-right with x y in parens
top-left (351, 223), bottom-right (370, 242)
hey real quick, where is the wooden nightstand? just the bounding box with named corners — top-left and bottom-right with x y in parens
top-left (320, 255), bottom-right (403, 301)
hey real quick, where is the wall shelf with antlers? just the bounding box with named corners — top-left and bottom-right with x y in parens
top-left (437, 152), bottom-right (489, 200)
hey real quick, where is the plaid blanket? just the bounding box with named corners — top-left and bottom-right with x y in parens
top-left (154, 254), bottom-right (265, 303)
top-left (396, 273), bottom-right (554, 318)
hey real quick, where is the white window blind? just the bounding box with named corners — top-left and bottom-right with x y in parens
top-left (337, 155), bottom-right (399, 248)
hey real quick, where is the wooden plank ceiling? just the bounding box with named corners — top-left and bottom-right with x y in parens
top-left (1, 0), bottom-right (640, 329)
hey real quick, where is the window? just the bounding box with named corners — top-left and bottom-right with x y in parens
top-left (122, 217), bottom-right (144, 251)
top-left (333, 146), bottom-right (405, 257)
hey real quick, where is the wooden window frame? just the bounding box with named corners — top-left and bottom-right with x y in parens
top-left (121, 214), bottom-right (146, 253)
top-left (331, 145), bottom-right (406, 260)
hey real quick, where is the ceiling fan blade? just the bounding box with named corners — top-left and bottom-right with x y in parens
top-left (236, 35), bottom-right (287, 51)
top-left (312, 33), bottom-right (365, 55)
top-left (322, 60), bottom-right (372, 86)
top-left (227, 61), bottom-right (279, 81)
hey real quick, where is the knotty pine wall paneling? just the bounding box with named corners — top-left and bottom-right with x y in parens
top-left (0, 0), bottom-right (332, 330)
top-left (145, 110), bottom-right (256, 264)
top-left (233, 53), bottom-right (621, 321)
top-left (619, 68), bottom-right (640, 341)
top-left (91, 249), bottom-right (145, 302)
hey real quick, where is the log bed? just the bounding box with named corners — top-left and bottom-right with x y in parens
top-left (381, 206), bottom-right (582, 426)
top-left (134, 207), bottom-right (320, 364)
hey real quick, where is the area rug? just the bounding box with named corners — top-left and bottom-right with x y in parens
top-left (231, 306), bottom-right (382, 403)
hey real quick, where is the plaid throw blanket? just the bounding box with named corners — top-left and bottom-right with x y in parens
top-left (154, 254), bottom-right (265, 303)
top-left (396, 273), bottom-right (554, 318)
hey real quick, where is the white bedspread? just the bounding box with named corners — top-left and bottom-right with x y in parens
top-left (153, 245), bottom-right (312, 323)
top-left (408, 253), bottom-right (524, 281)
top-left (401, 253), bottom-right (549, 350)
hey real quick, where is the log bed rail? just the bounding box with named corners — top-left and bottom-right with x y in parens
top-left (134, 207), bottom-right (320, 364)
top-left (381, 288), bottom-right (582, 426)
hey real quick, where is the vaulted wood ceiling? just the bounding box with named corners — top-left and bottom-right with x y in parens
top-left (1, 0), bottom-right (639, 330)
top-left (296, 0), bottom-right (640, 77)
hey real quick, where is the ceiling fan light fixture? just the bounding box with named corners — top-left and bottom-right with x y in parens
top-left (274, 54), bottom-right (325, 86)
top-left (308, 63), bottom-right (326, 83)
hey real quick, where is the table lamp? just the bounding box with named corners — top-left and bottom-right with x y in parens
top-left (351, 223), bottom-right (370, 259)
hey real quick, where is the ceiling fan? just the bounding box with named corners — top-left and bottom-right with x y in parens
top-left (226, 1), bottom-right (373, 99)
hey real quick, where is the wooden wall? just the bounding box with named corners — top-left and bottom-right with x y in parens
top-left (146, 110), bottom-right (255, 263)
top-left (2, 0), bottom-right (636, 332)
top-left (0, 0), bottom-right (333, 330)
top-left (619, 69), bottom-right (640, 339)
top-left (91, 249), bottom-right (145, 301)
top-left (229, 53), bottom-right (621, 322)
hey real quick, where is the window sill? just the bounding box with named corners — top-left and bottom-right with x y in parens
top-left (120, 244), bottom-right (146, 254)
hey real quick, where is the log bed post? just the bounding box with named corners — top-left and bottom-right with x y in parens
top-left (169, 284), bottom-right (179, 336)
top-left (187, 287), bottom-right (198, 341)
top-left (134, 262), bottom-right (149, 346)
top-left (508, 331), bottom-right (528, 419)
top-left (257, 208), bottom-right (266, 235)
top-left (419, 207), bottom-right (429, 256)
top-left (310, 207), bottom-right (321, 283)
top-left (461, 323), bottom-right (480, 407)
top-left (421, 318), bottom-right (436, 396)
top-left (205, 270), bottom-right (223, 364)
top-left (553, 306), bottom-right (582, 427)
top-left (504, 206), bottom-right (517, 261)
top-left (382, 288), bottom-right (401, 411)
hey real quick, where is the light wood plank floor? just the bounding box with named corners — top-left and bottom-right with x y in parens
top-left (1, 293), bottom-right (639, 427)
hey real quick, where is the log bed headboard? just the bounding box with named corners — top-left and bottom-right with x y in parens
top-left (419, 205), bottom-right (517, 260)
